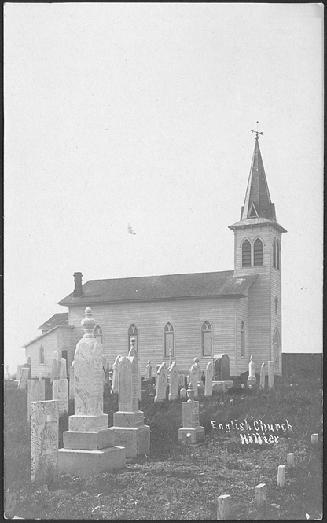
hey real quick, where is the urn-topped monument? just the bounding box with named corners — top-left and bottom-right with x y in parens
top-left (58, 307), bottom-right (126, 476)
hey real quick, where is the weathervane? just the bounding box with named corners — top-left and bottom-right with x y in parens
top-left (251, 121), bottom-right (263, 141)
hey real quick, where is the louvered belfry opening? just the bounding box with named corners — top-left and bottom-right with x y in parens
top-left (254, 238), bottom-right (263, 266)
top-left (242, 240), bottom-right (252, 267)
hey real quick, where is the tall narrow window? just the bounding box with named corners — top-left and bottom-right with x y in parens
top-left (253, 238), bottom-right (263, 266)
top-left (276, 240), bottom-right (280, 270)
top-left (61, 350), bottom-right (68, 375)
top-left (94, 324), bottom-right (103, 343)
top-left (201, 321), bottom-right (212, 356)
top-left (39, 346), bottom-right (45, 364)
top-left (242, 240), bottom-right (252, 267)
top-left (273, 239), bottom-right (277, 268)
top-left (128, 324), bottom-right (138, 353)
top-left (164, 322), bottom-right (174, 358)
top-left (241, 321), bottom-right (245, 357)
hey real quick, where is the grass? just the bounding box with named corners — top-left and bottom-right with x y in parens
top-left (4, 374), bottom-right (323, 520)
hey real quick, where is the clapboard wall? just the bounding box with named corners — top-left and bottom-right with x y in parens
top-left (68, 297), bottom-right (242, 375)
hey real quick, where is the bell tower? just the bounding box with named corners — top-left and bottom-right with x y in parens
top-left (228, 125), bottom-right (287, 374)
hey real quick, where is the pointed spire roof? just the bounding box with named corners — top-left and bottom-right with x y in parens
top-left (241, 134), bottom-right (276, 221)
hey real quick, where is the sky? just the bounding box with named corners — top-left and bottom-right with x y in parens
top-left (4, 3), bottom-right (323, 373)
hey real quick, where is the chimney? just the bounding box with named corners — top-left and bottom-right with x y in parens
top-left (73, 272), bottom-right (83, 297)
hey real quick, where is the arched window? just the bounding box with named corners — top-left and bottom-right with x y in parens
top-left (128, 324), bottom-right (138, 353)
top-left (274, 297), bottom-right (278, 315)
top-left (241, 321), bottom-right (245, 356)
top-left (94, 324), bottom-right (103, 343)
top-left (253, 238), bottom-right (263, 266)
top-left (39, 346), bottom-right (45, 364)
top-left (201, 321), bottom-right (212, 356)
top-left (276, 240), bottom-right (280, 270)
top-left (242, 240), bottom-right (252, 267)
top-left (164, 322), bottom-right (174, 358)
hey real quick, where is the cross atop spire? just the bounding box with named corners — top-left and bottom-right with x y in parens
top-left (251, 121), bottom-right (263, 141)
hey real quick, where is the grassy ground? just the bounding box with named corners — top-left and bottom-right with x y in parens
top-left (4, 374), bottom-right (323, 520)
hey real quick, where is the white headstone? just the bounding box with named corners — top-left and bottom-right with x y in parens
top-left (248, 355), bottom-right (255, 378)
top-left (27, 379), bottom-right (46, 421)
top-left (112, 355), bottom-right (121, 394)
top-left (31, 400), bottom-right (59, 483)
top-left (117, 356), bottom-right (133, 411)
top-left (59, 358), bottom-right (67, 379)
top-left (53, 378), bottom-right (68, 414)
top-left (189, 359), bottom-right (201, 399)
top-left (51, 351), bottom-right (60, 380)
top-left (154, 362), bottom-right (168, 402)
top-left (19, 368), bottom-right (30, 390)
top-left (168, 361), bottom-right (179, 401)
top-left (204, 361), bottom-right (213, 397)
top-left (74, 307), bottom-right (104, 416)
top-left (180, 387), bottom-right (187, 400)
top-left (128, 346), bottom-right (140, 410)
top-left (69, 363), bottom-right (75, 400)
top-left (259, 362), bottom-right (266, 389)
top-left (267, 361), bottom-right (274, 389)
top-left (145, 361), bottom-right (152, 380)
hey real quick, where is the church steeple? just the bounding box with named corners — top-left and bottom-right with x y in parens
top-left (241, 126), bottom-right (276, 221)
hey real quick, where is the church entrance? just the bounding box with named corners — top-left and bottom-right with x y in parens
top-left (272, 329), bottom-right (281, 373)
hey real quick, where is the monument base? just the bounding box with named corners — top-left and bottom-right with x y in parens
top-left (212, 380), bottom-right (234, 393)
top-left (247, 377), bottom-right (257, 389)
top-left (58, 446), bottom-right (126, 476)
top-left (113, 410), bottom-right (144, 427)
top-left (63, 427), bottom-right (115, 450)
top-left (109, 425), bottom-right (150, 458)
top-left (178, 426), bottom-right (205, 444)
top-left (68, 414), bottom-right (108, 432)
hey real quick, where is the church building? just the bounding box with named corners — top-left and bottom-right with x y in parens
top-left (24, 132), bottom-right (287, 377)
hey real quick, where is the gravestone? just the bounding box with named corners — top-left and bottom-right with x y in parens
top-left (51, 352), bottom-right (60, 381)
top-left (145, 361), bottom-right (152, 380)
top-left (178, 384), bottom-right (205, 444)
top-left (204, 361), bottom-right (213, 397)
top-left (180, 387), bottom-right (187, 400)
top-left (53, 378), bottom-right (68, 415)
top-left (110, 348), bottom-right (150, 458)
top-left (58, 307), bottom-right (126, 476)
top-left (189, 358), bottom-right (201, 399)
top-left (168, 361), bottom-right (179, 401)
top-left (19, 368), bottom-right (30, 390)
top-left (59, 358), bottom-right (67, 379)
top-left (27, 378), bottom-right (46, 422)
top-left (69, 363), bottom-right (75, 400)
top-left (259, 362), bottom-right (266, 389)
top-left (154, 362), bottom-right (168, 403)
top-left (247, 355), bottom-right (256, 388)
top-left (267, 361), bottom-right (274, 389)
top-left (213, 354), bottom-right (230, 380)
top-left (31, 400), bottom-right (59, 483)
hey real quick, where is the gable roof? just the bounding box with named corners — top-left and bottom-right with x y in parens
top-left (38, 312), bottom-right (68, 332)
top-left (23, 324), bottom-right (74, 348)
top-left (58, 270), bottom-right (258, 307)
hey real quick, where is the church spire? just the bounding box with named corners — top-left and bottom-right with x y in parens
top-left (241, 124), bottom-right (277, 221)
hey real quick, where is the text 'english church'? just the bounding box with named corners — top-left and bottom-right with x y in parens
top-left (24, 132), bottom-right (287, 377)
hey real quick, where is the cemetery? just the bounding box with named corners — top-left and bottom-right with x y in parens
top-left (4, 308), bottom-right (322, 520)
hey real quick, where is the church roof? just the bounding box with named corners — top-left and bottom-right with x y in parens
top-left (38, 312), bottom-right (68, 332)
top-left (58, 270), bottom-right (258, 306)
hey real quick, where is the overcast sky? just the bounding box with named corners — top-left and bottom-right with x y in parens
top-left (4, 3), bottom-right (323, 373)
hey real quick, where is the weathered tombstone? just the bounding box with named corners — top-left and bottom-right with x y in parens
top-left (59, 358), bottom-right (68, 379)
top-left (180, 387), bottom-right (187, 400)
top-left (31, 400), bottom-right (59, 483)
top-left (110, 349), bottom-right (150, 458)
top-left (217, 494), bottom-right (231, 520)
top-left (277, 464), bottom-right (286, 487)
top-left (69, 362), bottom-right (75, 400)
top-left (189, 358), bottom-right (201, 399)
top-left (51, 351), bottom-right (60, 381)
top-left (178, 384), bottom-right (205, 444)
top-left (255, 483), bottom-right (267, 509)
top-left (53, 377), bottom-right (68, 415)
top-left (154, 362), bottom-right (168, 403)
top-left (58, 307), bottom-right (126, 476)
top-left (287, 453), bottom-right (295, 467)
top-left (27, 378), bottom-right (46, 422)
top-left (168, 361), bottom-right (179, 401)
top-left (259, 362), bottom-right (266, 389)
top-left (204, 361), bottom-right (213, 397)
top-left (267, 361), bottom-right (274, 389)
top-left (19, 368), bottom-right (30, 390)
top-left (213, 354), bottom-right (230, 380)
top-left (144, 361), bottom-right (152, 380)
top-left (247, 355), bottom-right (256, 388)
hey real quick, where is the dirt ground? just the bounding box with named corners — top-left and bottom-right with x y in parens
top-left (4, 373), bottom-right (323, 520)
